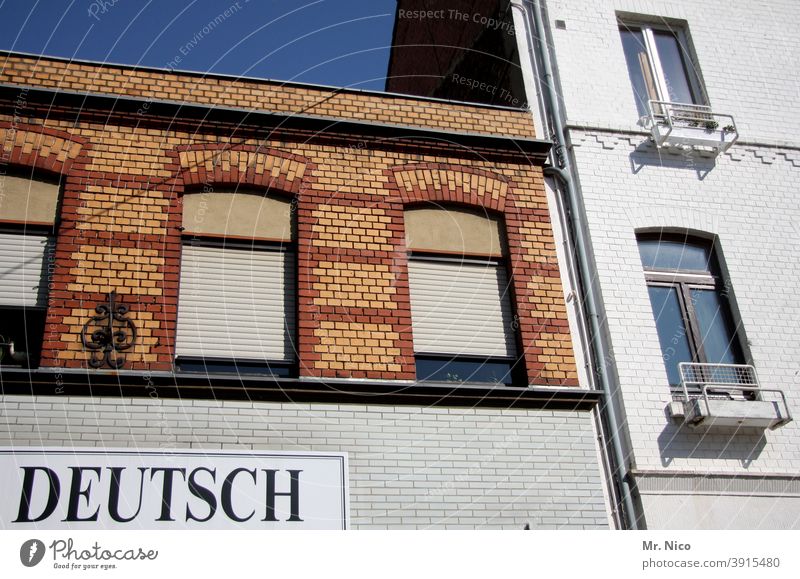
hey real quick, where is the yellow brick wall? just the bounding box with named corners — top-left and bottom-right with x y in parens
top-left (0, 52), bottom-right (537, 139)
top-left (0, 53), bottom-right (576, 385)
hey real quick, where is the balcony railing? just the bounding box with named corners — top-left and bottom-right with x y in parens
top-left (646, 100), bottom-right (738, 153)
top-left (679, 362), bottom-right (758, 399)
top-left (675, 363), bottom-right (792, 430)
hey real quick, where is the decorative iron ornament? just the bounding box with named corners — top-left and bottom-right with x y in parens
top-left (81, 291), bottom-right (137, 369)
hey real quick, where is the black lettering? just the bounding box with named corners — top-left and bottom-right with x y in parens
top-left (221, 468), bottom-right (256, 522)
top-left (14, 467), bottom-right (60, 522)
top-left (107, 467), bottom-right (147, 523)
top-left (262, 469), bottom-right (303, 522)
top-left (186, 467), bottom-right (217, 522)
top-left (150, 468), bottom-right (186, 521)
top-left (64, 467), bottom-right (101, 522)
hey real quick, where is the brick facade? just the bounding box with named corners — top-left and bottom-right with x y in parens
top-left (0, 52), bottom-right (536, 138)
top-left (0, 51), bottom-right (603, 529)
top-left (0, 51), bottom-right (576, 385)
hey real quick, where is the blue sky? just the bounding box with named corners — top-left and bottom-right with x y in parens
top-left (0, 0), bottom-right (398, 90)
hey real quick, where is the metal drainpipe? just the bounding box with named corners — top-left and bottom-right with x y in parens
top-left (511, 0), bottom-right (638, 529)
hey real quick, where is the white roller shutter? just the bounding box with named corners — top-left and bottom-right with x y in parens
top-left (407, 259), bottom-right (517, 358)
top-left (0, 232), bottom-right (50, 307)
top-left (175, 244), bottom-right (295, 361)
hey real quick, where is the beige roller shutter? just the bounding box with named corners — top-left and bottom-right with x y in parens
top-left (407, 259), bottom-right (516, 358)
top-left (176, 244), bottom-right (295, 361)
top-left (0, 233), bottom-right (50, 307)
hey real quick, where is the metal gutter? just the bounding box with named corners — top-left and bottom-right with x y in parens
top-left (511, 0), bottom-right (639, 528)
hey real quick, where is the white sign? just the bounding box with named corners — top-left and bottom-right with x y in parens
top-left (0, 448), bottom-right (349, 530)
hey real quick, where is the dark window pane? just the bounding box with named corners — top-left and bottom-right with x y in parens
top-left (647, 286), bottom-right (693, 387)
top-left (653, 31), bottom-right (697, 104)
top-left (620, 28), bottom-right (656, 117)
top-left (176, 357), bottom-right (292, 377)
top-left (0, 307), bottom-right (46, 367)
top-left (638, 238), bottom-right (711, 272)
top-left (416, 356), bottom-right (514, 385)
top-left (691, 289), bottom-right (744, 365)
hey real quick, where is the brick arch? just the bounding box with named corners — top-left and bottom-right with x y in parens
top-left (388, 163), bottom-right (511, 211)
top-left (175, 144), bottom-right (309, 194)
top-left (0, 123), bottom-right (85, 174)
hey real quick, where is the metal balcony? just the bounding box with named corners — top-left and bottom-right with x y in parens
top-left (669, 363), bottom-right (792, 430)
top-left (646, 100), bottom-right (738, 153)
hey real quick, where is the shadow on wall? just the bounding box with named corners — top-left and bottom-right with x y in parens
top-left (656, 420), bottom-right (767, 468)
top-left (629, 140), bottom-right (717, 180)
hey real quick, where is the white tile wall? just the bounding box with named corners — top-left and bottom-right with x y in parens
top-left (0, 395), bottom-right (610, 529)
top-left (538, 0), bottom-right (800, 478)
top-left (570, 135), bottom-right (800, 474)
top-left (547, 0), bottom-right (800, 144)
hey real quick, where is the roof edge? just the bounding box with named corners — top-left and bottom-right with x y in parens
top-left (0, 49), bottom-right (531, 114)
top-left (0, 83), bottom-right (552, 160)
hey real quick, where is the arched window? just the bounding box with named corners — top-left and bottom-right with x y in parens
top-left (0, 171), bottom-right (60, 367)
top-left (404, 204), bottom-right (521, 385)
top-left (637, 232), bottom-right (745, 392)
top-left (175, 189), bottom-right (295, 375)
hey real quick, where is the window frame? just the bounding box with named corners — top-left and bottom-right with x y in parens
top-left (404, 206), bottom-right (526, 387)
top-left (414, 352), bottom-right (522, 386)
top-left (618, 20), bottom-right (706, 115)
top-left (0, 225), bottom-right (51, 366)
top-left (175, 190), bottom-right (298, 377)
top-left (638, 233), bottom-right (746, 392)
top-left (0, 170), bottom-right (62, 369)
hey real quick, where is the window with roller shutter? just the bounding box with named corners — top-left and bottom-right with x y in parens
top-left (404, 205), bottom-right (522, 385)
top-left (175, 189), bottom-right (296, 376)
top-left (0, 173), bottom-right (60, 368)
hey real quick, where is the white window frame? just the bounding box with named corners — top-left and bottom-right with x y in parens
top-left (619, 21), bottom-right (706, 108)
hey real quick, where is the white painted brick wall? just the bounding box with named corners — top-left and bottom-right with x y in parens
top-left (568, 131), bottom-right (800, 473)
top-left (533, 2), bottom-right (800, 478)
top-left (547, 0), bottom-right (800, 144)
top-left (0, 395), bottom-right (610, 529)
